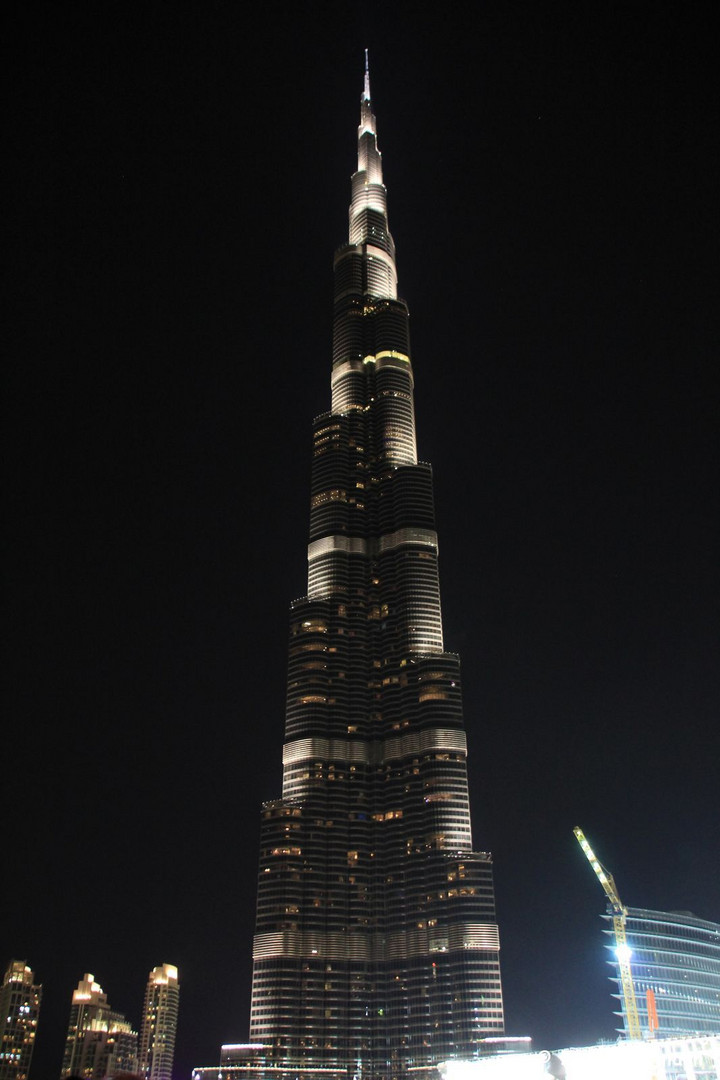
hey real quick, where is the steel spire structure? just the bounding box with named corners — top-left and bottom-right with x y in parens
top-left (248, 60), bottom-right (504, 1080)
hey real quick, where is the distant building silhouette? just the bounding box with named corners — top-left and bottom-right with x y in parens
top-left (138, 964), bottom-right (179, 1080)
top-left (0, 960), bottom-right (42, 1080)
top-left (60, 974), bottom-right (138, 1079)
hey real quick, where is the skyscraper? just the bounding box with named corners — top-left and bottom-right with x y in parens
top-left (0, 961), bottom-right (42, 1080)
top-left (248, 56), bottom-right (504, 1080)
top-left (139, 963), bottom-right (179, 1080)
top-left (60, 973), bottom-right (138, 1079)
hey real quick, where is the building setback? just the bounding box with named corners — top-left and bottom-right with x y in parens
top-left (0, 961), bottom-right (42, 1080)
top-left (139, 963), bottom-right (179, 1080)
top-left (247, 57), bottom-right (504, 1080)
top-left (603, 907), bottom-right (720, 1038)
top-left (60, 973), bottom-right (138, 1079)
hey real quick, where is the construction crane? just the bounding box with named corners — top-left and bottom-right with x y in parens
top-left (573, 826), bottom-right (642, 1040)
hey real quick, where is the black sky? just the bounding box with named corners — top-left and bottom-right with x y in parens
top-left (5, 3), bottom-right (718, 1078)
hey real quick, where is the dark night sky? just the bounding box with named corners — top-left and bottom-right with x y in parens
top-left (5, 3), bottom-right (718, 1078)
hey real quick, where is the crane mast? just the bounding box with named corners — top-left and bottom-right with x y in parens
top-left (573, 826), bottom-right (642, 1040)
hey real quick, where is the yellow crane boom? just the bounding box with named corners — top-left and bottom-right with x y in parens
top-left (573, 826), bottom-right (642, 1040)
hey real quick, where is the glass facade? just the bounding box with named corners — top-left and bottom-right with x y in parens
top-left (247, 59), bottom-right (504, 1080)
top-left (603, 907), bottom-right (720, 1038)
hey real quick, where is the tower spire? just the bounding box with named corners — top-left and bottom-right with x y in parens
top-left (356, 50), bottom-right (382, 194)
top-left (363, 47), bottom-right (371, 101)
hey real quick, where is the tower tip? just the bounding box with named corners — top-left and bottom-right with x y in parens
top-left (363, 48), bottom-right (371, 102)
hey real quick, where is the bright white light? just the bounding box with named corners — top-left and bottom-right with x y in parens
top-left (440, 1035), bottom-right (720, 1080)
top-left (615, 943), bottom-right (633, 963)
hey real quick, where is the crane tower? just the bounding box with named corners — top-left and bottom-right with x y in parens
top-left (573, 826), bottom-right (642, 1040)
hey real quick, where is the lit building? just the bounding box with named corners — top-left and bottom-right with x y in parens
top-left (438, 1034), bottom-right (720, 1080)
top-left (0, 960), bottom-right (42, 1080)
top-left (603, 907), bottom-right (720, 1038)
top-left (191, 1045), bottom-right (277, 1080)
top-left (245, 55), bottom-right (503, 1080)
top-left (60, 973), bottom-right (138, 1079)
top-left (220, 1045), bottom-right (270, 1068)
top-left (138, 963), bottom-right (179, 1080)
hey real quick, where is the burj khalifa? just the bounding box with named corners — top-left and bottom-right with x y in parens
top-left (248, 56), bottom-right (504, 1080)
